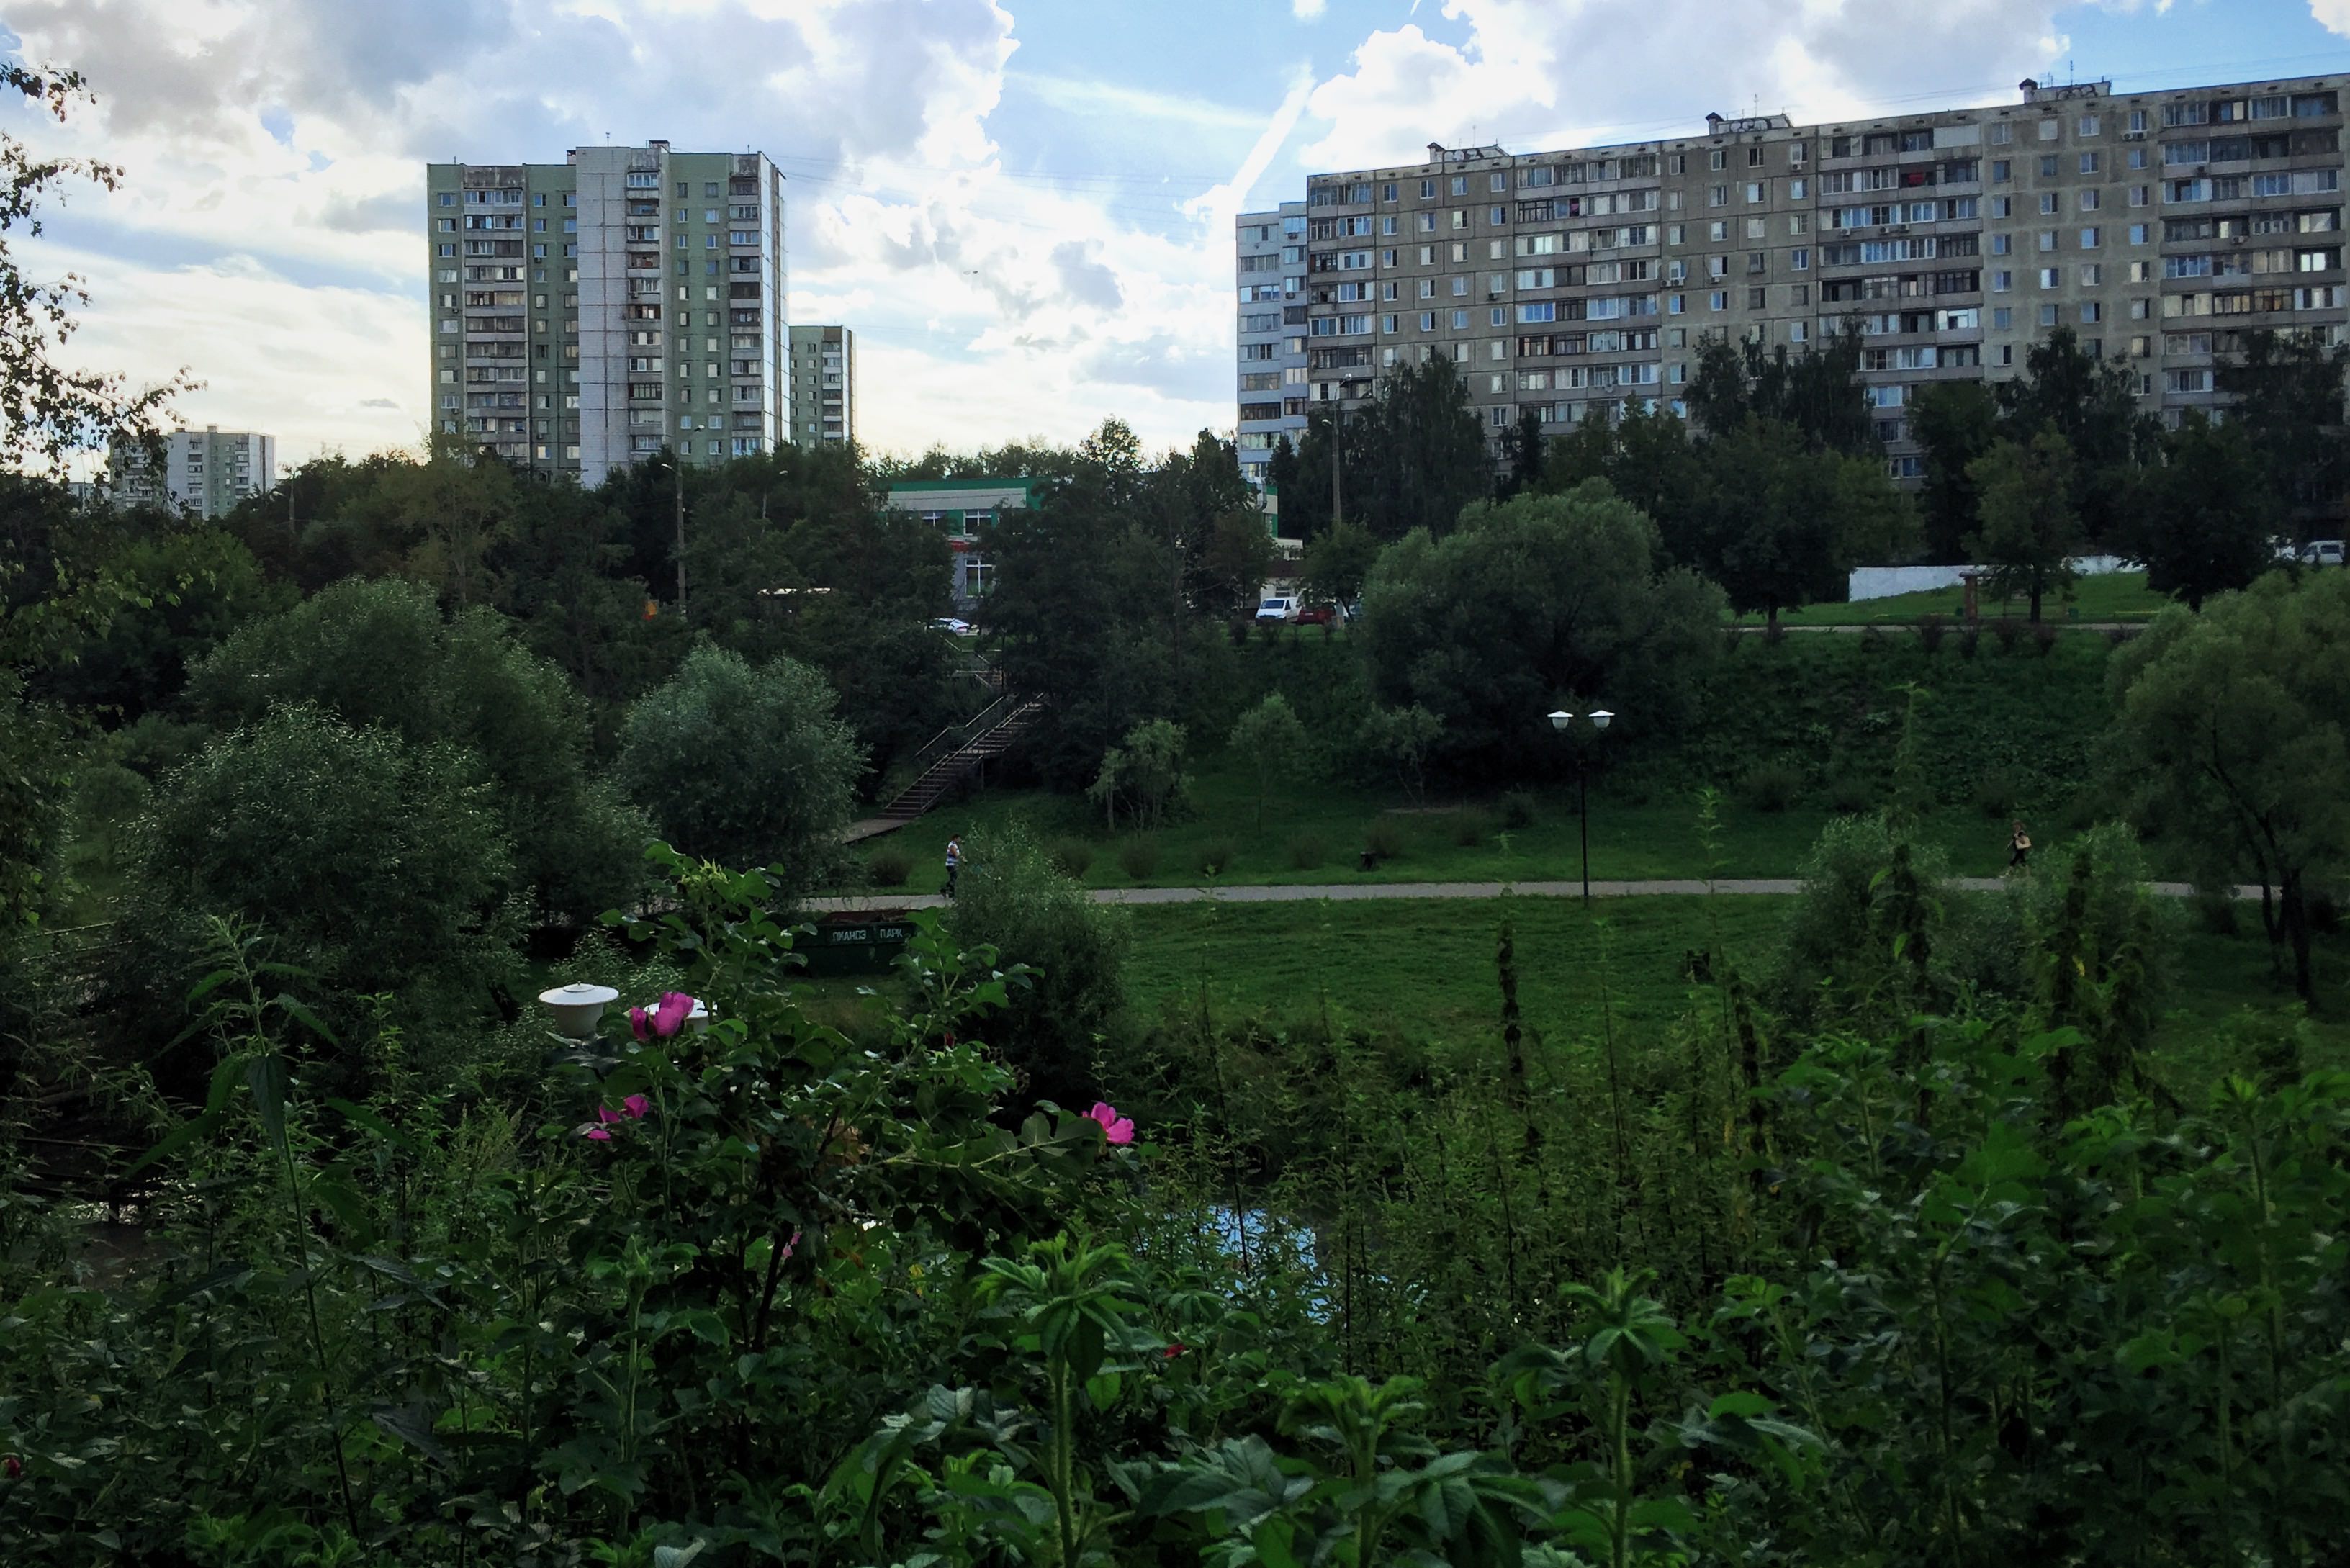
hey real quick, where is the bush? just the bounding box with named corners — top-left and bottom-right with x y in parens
top-left (1499, 789), bottom-right (1538, 829)
top-left (1915, 612), bottom-right (1949, 652)
top-left (1046, 837), bottom-right (1094, 880)
top-left (1991, 618), bottom-right (2022, 654)
top-left (1450, 810), bottom-right (1493, 847)
top-left (1770, 814), bottom-right (1953, 1029)
top-left (1364, 819), bottom-right (1405, 860)
top-left (619, 646), bottom-right (863, 902)
top-left (1739, 760), bottom-right (1804, 814)
top-left (1117, 837), bottom-right (1161, 881)
top-left (1197, 839), bottom-right (1238, 877)
top-left (191, 575), bottom-right (654, 922)
top-left (1958, 625), bottom-right (1981, 659)
top-left (1858, 625), bottom-right (1886, 654)
top-left (112, 704), bottom-right (523, 1096)
top-left (2032, 622), bottom-right (2061, 657)
top-left (1287, 831), bottom-right (1328, 870)
top-left (866, 847), bottom-right (913, 887)
top-left (1825, 773), bottom-right (1878, 816)
top-left (2107, 623), bottom-right (2141, 648)
top-left (1973, 770), bottom-right (2020, 819)
top-left (942, 823), bottom-right (1128, 1107)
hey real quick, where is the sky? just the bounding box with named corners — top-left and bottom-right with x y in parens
top-left (12, 0), bottom-right (2350, 469)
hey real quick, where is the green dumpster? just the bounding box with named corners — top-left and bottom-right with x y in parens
top-left (801, 911), bottom-right (917, 976)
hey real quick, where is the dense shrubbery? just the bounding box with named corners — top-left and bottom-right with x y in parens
top-left (942, 823), bottom-right (1130, 1108)
top-left (617, 644), bottom-right (863, 901)
top-left (7, 839), bottom-right (2344, 1566)
top-left (191, 575), bottom-right (655, 922)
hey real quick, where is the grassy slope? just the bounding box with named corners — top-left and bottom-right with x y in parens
top-left (1747, 569), bottom-right (2166, 627)
top-left (845, 634), bottom-right (2124, 893)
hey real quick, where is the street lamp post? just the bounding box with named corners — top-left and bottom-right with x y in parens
top-left (1547, 707), bottom-right (1615, 904)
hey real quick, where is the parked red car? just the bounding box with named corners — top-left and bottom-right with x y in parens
top-left (1292, 603), bottom-right (1338, 626)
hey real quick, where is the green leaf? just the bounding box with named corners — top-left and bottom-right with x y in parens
top-left (310, 1178), bottom-right (376, 1246)
top-left (248, 1053), bottom-right (290, 1150)
top-left (325, 1099), bottom-right (421, 1155)
top-left (120, 1111), bottom-right (222, 1181)
top-left (270, 993), bottom-right (339, 1046)
top-left (1084, 1370), bottom-right (1122, 1412)
top-left (652, 1543), bottom-right (706, 1568)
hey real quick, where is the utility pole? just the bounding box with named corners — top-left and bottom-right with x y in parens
top-left (1330, 403), bottom-right (1343, 533)
top-left (673, 446), bottom-right (688, 621)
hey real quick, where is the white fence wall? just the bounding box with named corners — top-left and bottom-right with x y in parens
top-left (1848, 555), bottom-right (2133, 603)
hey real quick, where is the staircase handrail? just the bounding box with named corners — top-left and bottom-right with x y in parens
top-left (899, 693), bottom-right (1019, 786)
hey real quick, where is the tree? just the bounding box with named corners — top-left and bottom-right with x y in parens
top-left (941, 822), bottom-right (1128, 1109)
top-left (2216, 328), bottom-right (2349, 540)
top-left (1228, 695), bottom-right (1308, 833)
top-left (1356, 703), bottom-right (1443, 804)
top-left (24, 521), bottom-right (288, 721)
top-left (1358, 482), bottom-right (1725, 778)
top-left (1909, 380), bottom-right (2000, 565)
top-left (113, 703), bottom-right (521, 1089)
top-left (1536, 400), bottom-right (1702, 563)
top-left (0, 65), bottom-right (188, 473)
top-left (2130, 412), bottom-right (2277, 611)
top-left (1965, 433), bottom-right (2081, 622)
top-left (1992, 327), bottom-right (2152, 546)
top-left (2109, 572), bottom-right (2350, 1000)
top-left (1300, 521), bottom-right (1380, 609)
top-left (616, 645), bottom-right (861, 898)
top-left (189, 577), bottom-right (654, 922)
top-left (1498, 405), bottom-right (1548, 498)
top-left (1688, 328), bottom-right (1876, 456)
top-left (981, 438), bottom-right (1173, 789)
top-left (1692, 418), bottom-right (1912, 626)
top-left (1085, 718), bottom-right (1187, 832)
top-left (1334, 358), bottom-right (1492, 542)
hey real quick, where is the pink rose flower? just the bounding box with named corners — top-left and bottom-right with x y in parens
top-left (1086, 1101), bottom-right (1135, 1145)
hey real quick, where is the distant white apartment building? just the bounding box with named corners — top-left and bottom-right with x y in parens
top-left (1235, 202), bottom-right (1310, 489)
top-left (107, 426), bottom-right (277, 517)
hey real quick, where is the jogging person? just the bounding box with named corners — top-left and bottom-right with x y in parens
top-left (944, 835), bottom-right (963, 898)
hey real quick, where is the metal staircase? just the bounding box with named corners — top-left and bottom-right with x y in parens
top-left (875, 694), bottom-right (1044, 824)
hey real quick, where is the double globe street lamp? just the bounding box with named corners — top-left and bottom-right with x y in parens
top-left (1547, 706), bottom-right (1614, 905)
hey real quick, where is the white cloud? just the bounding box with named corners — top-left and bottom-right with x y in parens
top-left (1294, 0), bottom-right (2120, 170)
top-left (8, 0), bottom-right (1255, 466)
top-left (1293, 0), bottom-right (1328, 17)
top-left (2314, 0), bottom-right (2350, 36)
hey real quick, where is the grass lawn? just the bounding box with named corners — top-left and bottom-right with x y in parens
top-left (841, 762), bottom-right (2062, 896)
top-left (793, 893), bottom-right (2348, 1094)
top-left (1746, 569), bottom-right (2167, 628)
top-left (1113, 894), bottom-right (2350, 1084)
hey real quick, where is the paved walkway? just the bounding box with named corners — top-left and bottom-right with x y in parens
top-left (805, 875), bottom-right (2246, 913)
top-left (1737, 621), bottom-right (2139, 635)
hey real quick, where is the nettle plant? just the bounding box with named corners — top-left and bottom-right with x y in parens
top-left (0, 845), bottom-right (1140, 1564)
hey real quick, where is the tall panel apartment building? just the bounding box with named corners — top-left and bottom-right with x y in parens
top-left (1248, 76), bottom-right (2348, 480)
top-left (107, 427), bottom-right (277, 517)
top-left (788, 325), bottom-right (856, 447)
top-left (428, 142), bottom-right (788, 487)
top-left (1235, 202), bottom-right (1310, 489)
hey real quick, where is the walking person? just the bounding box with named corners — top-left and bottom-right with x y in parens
top-left (2007, 819), bottom-right (2032, 871)
top-left (943, 835), bottom-right (962, 899)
